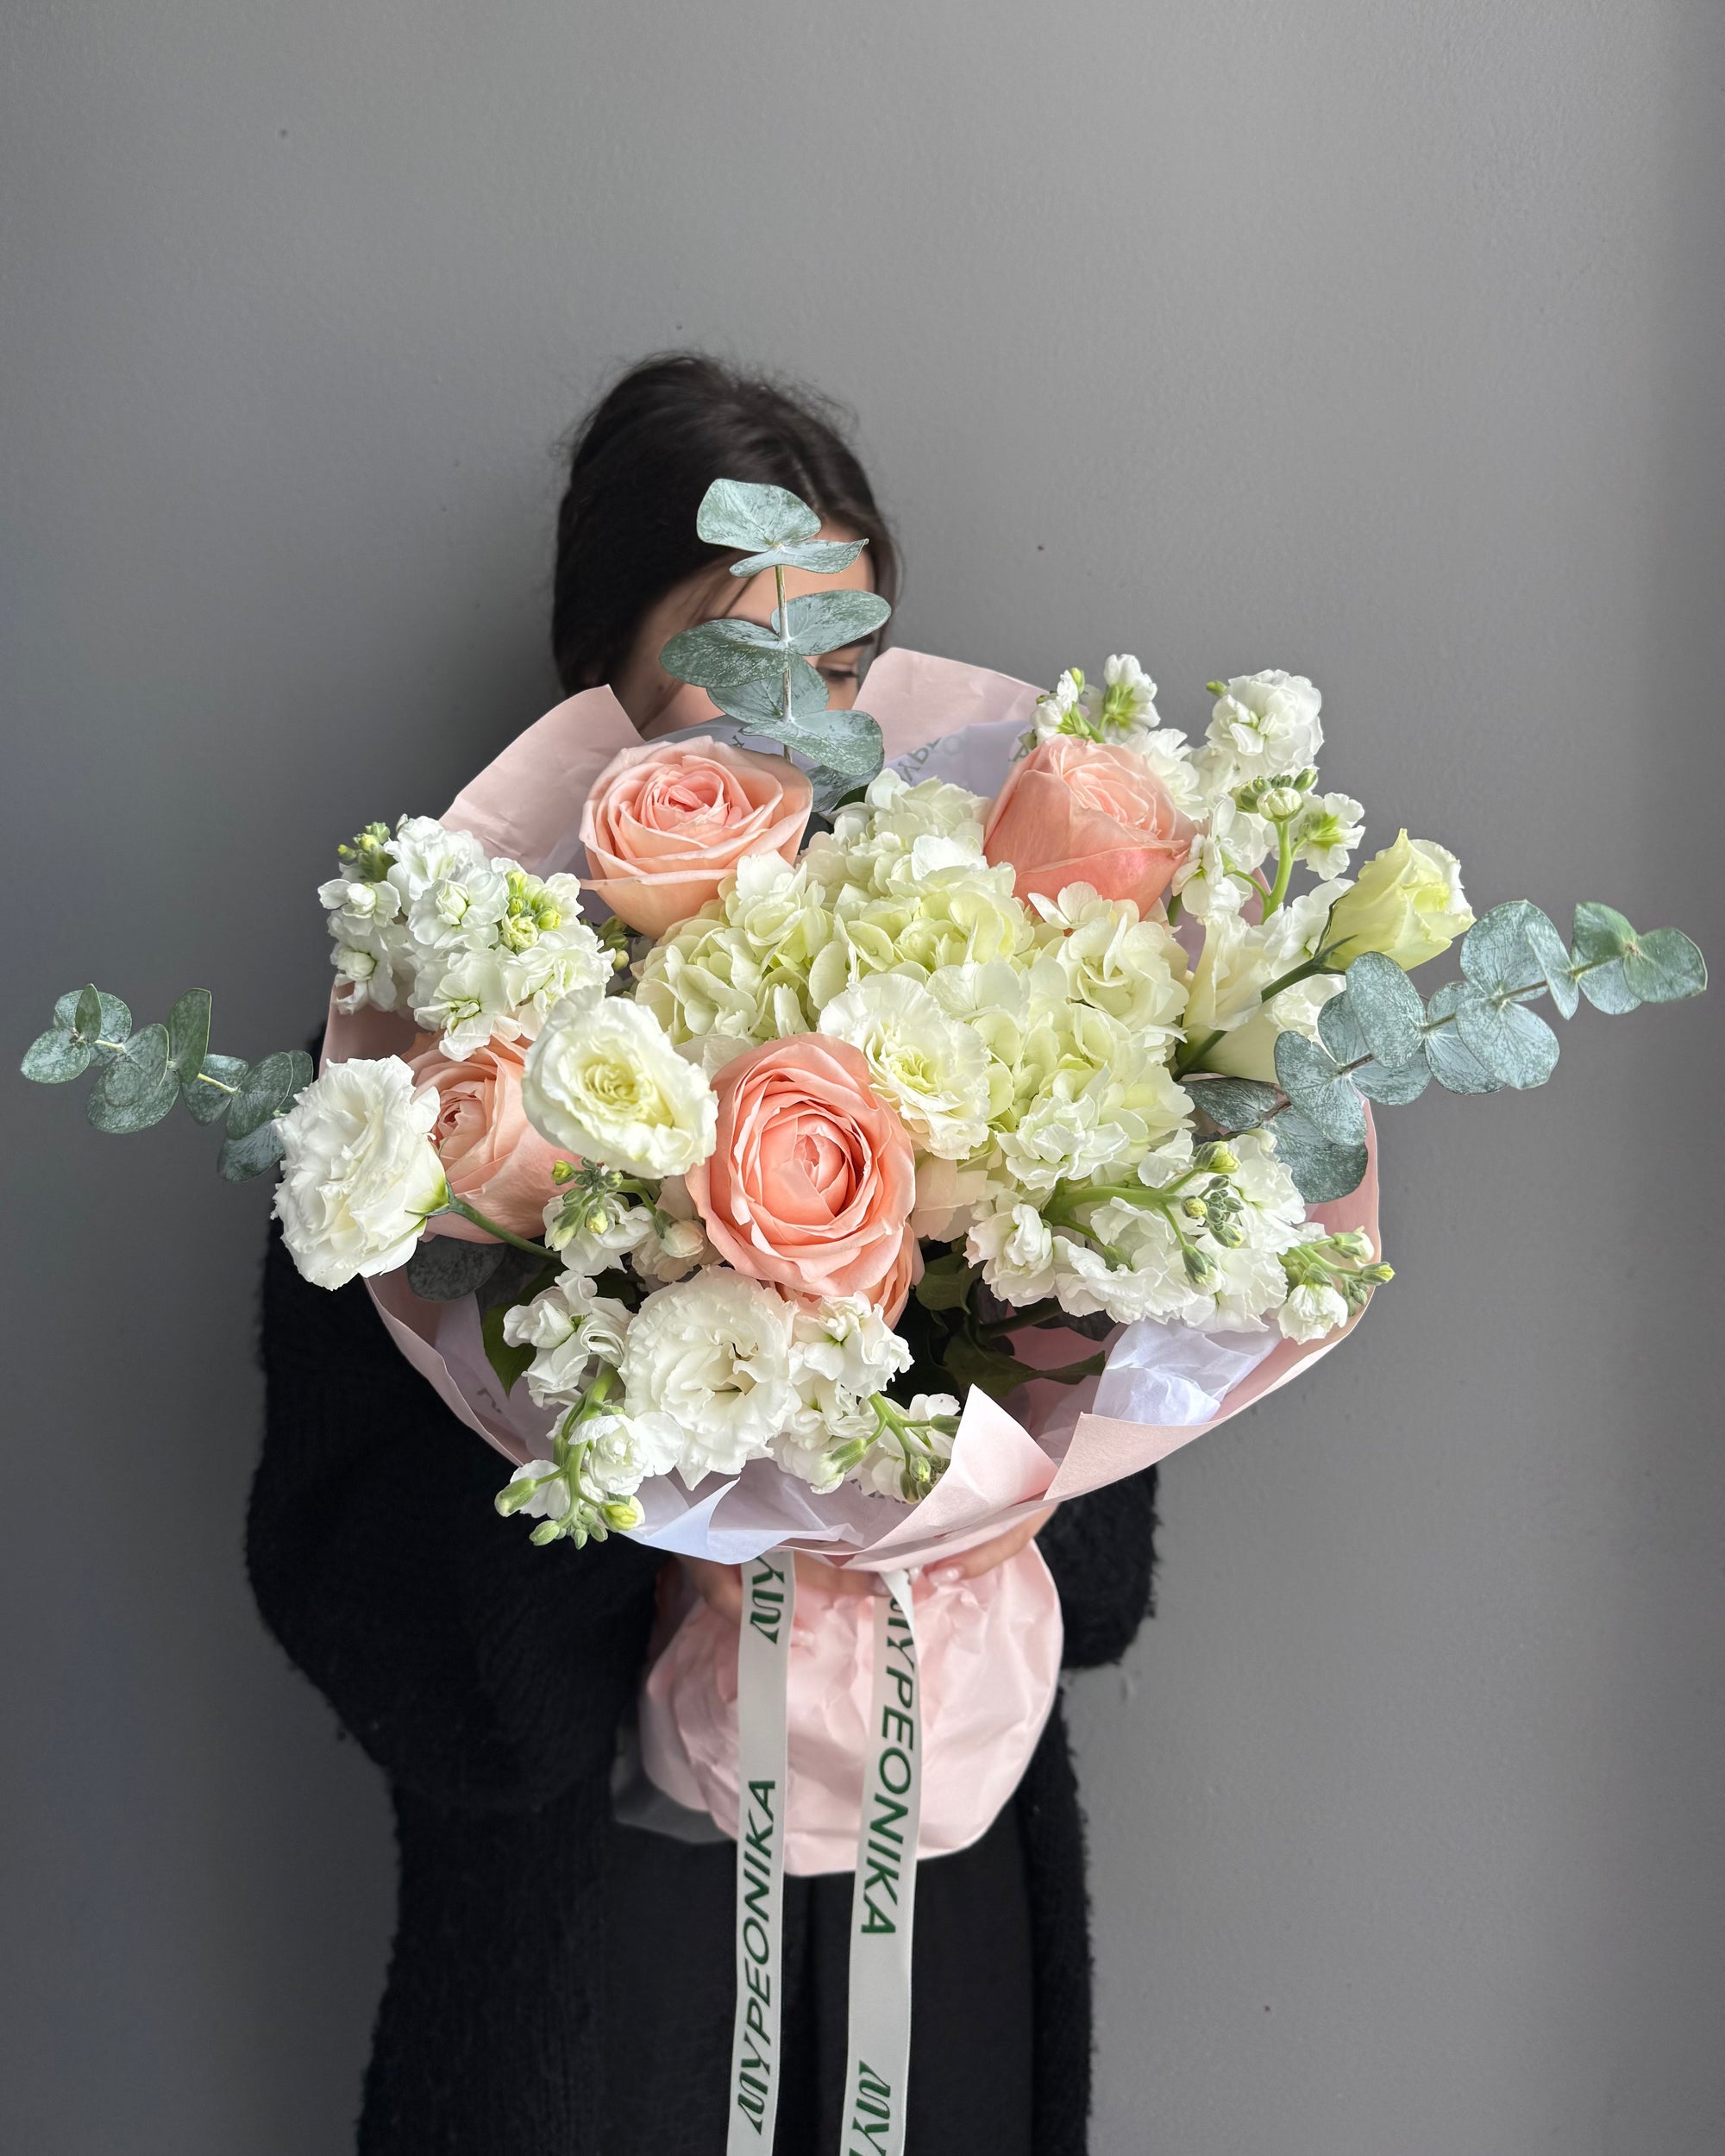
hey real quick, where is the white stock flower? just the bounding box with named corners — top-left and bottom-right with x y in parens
top-left (1290, 792), bottom-right (1365, 878)
top-left (505, 1458), bottom-right (572, 1523)
top-left (385, 816), bottom-right (492, 904)
top-left (619, 1273), bottom-right (799, 1483)
top-left (577, 1409), bottom-right (685, 1498)
top-left (968, 1201), bottom-right (1060, 1303)
top-left (413, 947), bottom-right (514, 1057)
top-left (273, 1056), bottom-right (448, 1290)
top-left (819, 972), bottom-right (992, 1159)
top-left (405, 863), bottom-right (511, 952)
top-left (1199, 671), bottom-right (1324, 793)
top-left (787, 1295), bottom-right (912, 1446)
top-left (523, 996), bottom-right (716, 1179)
top-left (1276, 1281), bottom-right (1350, 1342)
top-left (858, 1396), bottom-right (959, 1500)
top-left (503, 1281), bottom-right (633, 1408)
top-left (329, 941), bottom-right (405, 1013)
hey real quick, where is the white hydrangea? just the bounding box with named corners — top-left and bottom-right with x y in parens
top-left (998, 1032), bottom-right (1189, 1195)
top-left (1028, 886), bottom-right (1189, 1036)
top-left (818, 972), bottom-right (993, 1159)
top-left (618, 1273), bottom-right (799, 1484)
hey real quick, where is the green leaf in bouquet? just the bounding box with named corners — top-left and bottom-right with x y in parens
top-left (181, 1052), bottom-right (248, 1125)
top-left (695, 478), bottom-right (821, 552)
top-left (1268, 1107), bottom-right (1370, 1204)
top-left (165, 988), bottom-right (212, 1084)
top-left (227, 1049), bottom-right (311, 1139)
top-left (1421, 980), bottom-right (1503, 1094)
top-left (54, 987), bottom-right (131, 1064)
top-left (1186, 1075), bottom-right (1280, 1133)
top-left (914, 1250), bottom-right (979, 1312)
top-left (940, 1330), bottom-right (1090, 1402)
top-left (1621, 926), bottom-right (1707, 1004)
top-left (22, 1025), bottom-right (92, 1083)
top-left (217, 1120), bottom-right (285, 1181)
top-left (774, 590), bottom-right (893, 658)
top-left (707, 654), bottom-right (831, 728)
top-left (1273, 1031), bottom-right (1366, 1146)
top-left (772, 708), bottom-right (885, 782)
top-left (86, 1022), bottom-right (177, 1131)
top-left (1452, 983), bottom-right (1560, 1089)
top-left (481, 1305), bottom-right (536, 1395)
top-left (659, 618), bottom-right (785, 692)
top-left (1570, 901), bottom-right (1640, 1013)
top-left (1339, 951), bottom-right (1427, 1067)
top-left (405, 1234), bottom-right (509, 1301)
top-left (729, 537), bottom-right (868, 579)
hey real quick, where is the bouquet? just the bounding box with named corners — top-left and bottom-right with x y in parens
top-left (22, 478), bottom-right (1707, 2149)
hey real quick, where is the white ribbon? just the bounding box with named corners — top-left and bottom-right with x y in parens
top-left (838, 1569), bottom-right (922, 2156)
top-left (724, 1563), bottom-right (924, 2156)
top-left (726, 1551), bottom-right (797, 2153)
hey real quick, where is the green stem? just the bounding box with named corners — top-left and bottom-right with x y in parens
top-left (1263, 821), bottom-right (1295, 915)
top-left (441, 1194), bottom-right (551, 1257)
top-left (194, 1070), bottom-right (237, 1094)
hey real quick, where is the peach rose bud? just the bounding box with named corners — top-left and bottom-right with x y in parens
top-left (580, 736), bottom-right (813, 939)
top-left (406, 1035), bottom-right (573, 1242)
top-left (982, 736), bottom-right (1196, 914)
top-left (685, 1036), bottom-right (917, 1311)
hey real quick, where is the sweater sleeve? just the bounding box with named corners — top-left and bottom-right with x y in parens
top-left (1038, 1468), bottom-right (1159, 1670)
top-left (249, 1222), bottom-right (662, 1813)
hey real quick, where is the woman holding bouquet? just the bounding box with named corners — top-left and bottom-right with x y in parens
top-left (250, 353), bottom-right (1159, 2154)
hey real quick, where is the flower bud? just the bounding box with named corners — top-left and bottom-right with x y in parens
top-left (1325, 830), bottom-right (1472, 971)
top-left (1260, 786), bottom-right (1304, 821)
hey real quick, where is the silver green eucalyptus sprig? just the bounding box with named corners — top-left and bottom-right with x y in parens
top-left (1186, 900), bottom-right (1709, 1204)
top-left (658, 478), bottom-right (892, 811)
top-left (21, 984), bottom-right (312, 1181)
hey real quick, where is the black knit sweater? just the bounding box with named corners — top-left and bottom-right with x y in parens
top-left (250, 1224), bottom-right (1157, 2153)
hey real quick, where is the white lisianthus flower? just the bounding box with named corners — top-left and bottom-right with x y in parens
top-left (619, 1273), bottom-right (799, 1483)
top-left (1290, 793), bottom-right (1365, 879)
top-left (273, 1056), bottom-right (448, 1289)
top-left (1276, 1281), bottom-right (1351, 1342)
top-left (968, 1201), bottom-right (1060, 1303)
top-left (523, 996), bottom-right (716, 1179)
top-left (1198, 670), bottom-right (1325, 793)
top-left (819, 972), bottom-right (992, 1160)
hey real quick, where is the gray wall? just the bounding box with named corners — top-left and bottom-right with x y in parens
top-left (3, 4), bottom-right (1722, 2150)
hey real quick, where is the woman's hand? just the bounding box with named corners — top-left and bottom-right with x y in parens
top-left (678, 1506), bottom-right (1057, 1620)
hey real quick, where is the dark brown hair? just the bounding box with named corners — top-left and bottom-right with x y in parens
top-left (551, 353), bottom-right (900, 694)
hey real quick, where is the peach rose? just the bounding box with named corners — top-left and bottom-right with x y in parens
top-left (982, 736), bottom-right (1196, 913)
top-left (580, 736), bottom-right (813, 938)
top-left (406, 1035), bottom-right (572, 1242)
top-left (685, 1037), bottom-right (917, 1310)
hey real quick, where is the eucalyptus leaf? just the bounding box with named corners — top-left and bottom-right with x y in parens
top-left (729, 538), bottom-right (866, 578)
top-left (22, 1027), bottom-right (92, 1082)
top-left (406, 1233), bottom-right (509, 1301)
top-left (182, 1052), bottom-right (248, 1125)
top-left (1339, 951), bottom-right (1427, 1067)
top-left (228, 1050), bottom-right (308, 1139)
top-left (1273, 1031), bottom-right (1366, 1146)
top-left (1186, 1075), bottom-right (1280, 1133)
top-left (75, 985), bottom-right (104, 1042)
top-left (1311, 982), bottom-right (1424, 1101)
top-left (1621, 926), bottom-right (1707, 1004)
top-left (659, 621), bottom-right (787, 692)
top-left (771, 708), bottom-right (884, 780)
top-left (55, 988), bottom-right (131, 1063)
top-left (1421, 981), bottom-right (1503, 1094)
top-left (166, 988), bottom-right (212, 1081)
top-left (1269, 1108), bottom-right (1370, 1203)
top-left (218, 1120), bottom-right (285, 1181)
top-left (1460, 900), bottom-right (1546, 999)
top-left (1453, 984), bottom-right (1560, 1089)
top-left (707, 655), bottom-right (831, 727)
top-left (86, 1023), bottom-right (177, 1131)
top-left (1521, 907), bottom-right (1580, 1018)
top-left (695, 478), bottom-right (821, 551)
top-left (775, 590), bottom-right (893, 657)
top-left (1570, 902), bottom-right (1641, 1015)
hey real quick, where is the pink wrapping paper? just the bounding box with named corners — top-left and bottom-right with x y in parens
top-left (320, 649), bottom-right (1379, 1853)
